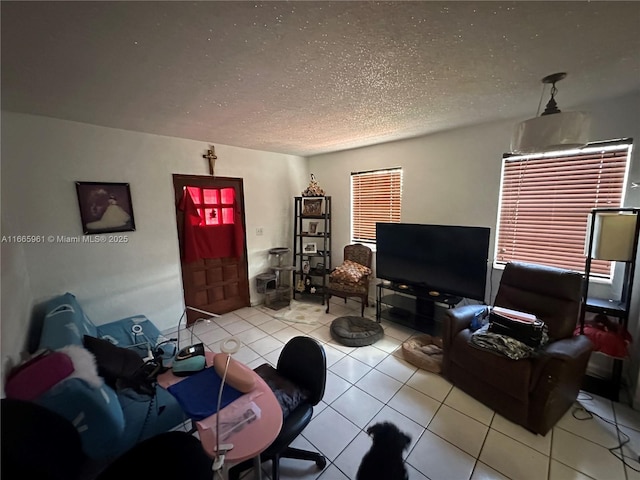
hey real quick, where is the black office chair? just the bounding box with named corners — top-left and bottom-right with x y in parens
top-left (1, 397), bottom-right (214, 480)
top-left (228, 336), bottom-right (327, 480)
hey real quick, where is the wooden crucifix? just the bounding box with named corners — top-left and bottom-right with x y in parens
top-left (202, 146), bottom-right (217, 176)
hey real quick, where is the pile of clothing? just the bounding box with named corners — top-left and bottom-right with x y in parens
top-left (574, 313), bottom-right (632, 359)
top-left (470, 307), bottom-right (549, 360)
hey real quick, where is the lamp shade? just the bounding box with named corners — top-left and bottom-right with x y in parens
top-left (587, 212), bottom-right (638, 261)
top-left (511, 111), bottom-right (591, 154)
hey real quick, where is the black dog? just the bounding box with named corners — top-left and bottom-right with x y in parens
top-left (356, 422), bottom-right (411, 480)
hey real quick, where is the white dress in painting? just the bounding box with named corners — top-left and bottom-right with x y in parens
top-left (86, 198), bottom-right (130, 230)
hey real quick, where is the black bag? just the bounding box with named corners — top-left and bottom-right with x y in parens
top-left (116, 359), bottom-right (162, 397)
top-left (488, 312), bottom-right (547, 348)
top-left (83, 335), bottom-right (163, 397)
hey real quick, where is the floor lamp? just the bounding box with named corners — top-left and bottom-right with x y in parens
top-left (580, 208), bottom-right (640, 400)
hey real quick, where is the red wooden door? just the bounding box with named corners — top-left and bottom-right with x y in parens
top-left (173, 175), bottom-right (250, 325)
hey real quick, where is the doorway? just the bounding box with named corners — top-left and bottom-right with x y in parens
top-left (173, 174), bottom-right (250, 326)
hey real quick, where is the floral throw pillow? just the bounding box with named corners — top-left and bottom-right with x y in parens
top-left (330, 259), bottom-right (372, 284)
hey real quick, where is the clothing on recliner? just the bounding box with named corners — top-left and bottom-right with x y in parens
top-left (470, 324), bottom-right (548, 360)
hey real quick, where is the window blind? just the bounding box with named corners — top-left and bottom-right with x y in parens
top-left (496, 143), bottom-right (631, 278)
top-left (351, 168), bottom-right (402, 243)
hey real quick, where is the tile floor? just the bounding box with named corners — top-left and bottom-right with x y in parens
top-left (165, 298), bottom-right (640, 480)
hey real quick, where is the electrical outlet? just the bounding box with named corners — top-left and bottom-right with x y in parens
top-left (256, 227), bottom-right (263, 236)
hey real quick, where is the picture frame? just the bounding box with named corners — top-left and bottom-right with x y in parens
top-left (303, 242), bottom-right (317, 254)
top-left (302, 198), bottom-right (323, 215)
top-left (75, 181), bottom-right (136, 234)
top-left (302, 260), bottom-right (311, 274)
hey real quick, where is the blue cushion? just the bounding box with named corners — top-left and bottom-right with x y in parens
top-left (97, 315), bottom-right (161, 354)
top-left (167, 367), bottom-right (244, 421)
top-left (116, 386), bottom-right (187, 456)
top-left (39, 293), bottom-right (98, 350)
top-left (36, 378), bottom-right (125, 459)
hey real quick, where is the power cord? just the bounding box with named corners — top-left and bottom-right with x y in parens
top-left (173, 306), bottom-right (231, 476)
top-left (154, 338), bottom-right (178, 365)
top-left (212, 337), bottom-right (241, 473)
top-left (175, 306), bottom-right (220, 352)
top-left (573, 393), bottom-right (639, 474)
top-left (213, 352), bottom-right (232, 472)
top-left (131, 325), bottom-right (154, 360)
top-left (136, 394), bottom-right (155, 444)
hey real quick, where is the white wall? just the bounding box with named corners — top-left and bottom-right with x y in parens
top-left (309, 120), bottom-right (507, 269)
top-left (1, 112), bottom-right (307, 374)
top-left (0, 210), bottom-right (34, 395)
top-left (309, 90), bottom-right (640, 396)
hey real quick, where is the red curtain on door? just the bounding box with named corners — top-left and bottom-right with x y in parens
top-left (179, 187), bottom-right (244, 263)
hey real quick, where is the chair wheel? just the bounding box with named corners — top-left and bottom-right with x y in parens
top-left (316, 456), bottom-right (327, 469)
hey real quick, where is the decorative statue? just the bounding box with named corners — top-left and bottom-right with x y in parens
top-left (301, 174), bottom-right (325, 197)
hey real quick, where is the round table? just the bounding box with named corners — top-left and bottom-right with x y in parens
top-left (158, 352), bottom-right (282, 475)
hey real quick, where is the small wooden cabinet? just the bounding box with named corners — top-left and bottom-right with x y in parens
top-left (293, 196), bottom-right (331, 303)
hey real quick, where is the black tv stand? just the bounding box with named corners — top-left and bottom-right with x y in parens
top-left (376, 282), bottom-right (462, 335)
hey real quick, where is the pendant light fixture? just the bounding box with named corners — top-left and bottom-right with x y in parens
top-left (510, 72), bottom-right (591, 154)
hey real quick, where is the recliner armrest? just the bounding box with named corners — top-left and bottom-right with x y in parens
top-left (443, 305), bottom-right (486, 345)
top-left (530, 334), bottom-right (593, 393)
top-left (442, 305), bottom-right (486, 379)
top-left (540, 335), bottom-right (593, 361)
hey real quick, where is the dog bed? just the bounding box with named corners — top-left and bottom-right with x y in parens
top-left (401, 334), bottom-right (443, 373)
top-left (330, 316), bottom-right (384, 347)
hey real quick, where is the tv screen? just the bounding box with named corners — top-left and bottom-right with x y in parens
top-left (376, 223), bottom-right (490, 301)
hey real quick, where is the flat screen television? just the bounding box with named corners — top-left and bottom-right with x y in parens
top-left (376, 223), bottom-right (490, 301)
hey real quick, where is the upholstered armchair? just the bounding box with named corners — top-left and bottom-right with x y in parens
top-left (325, 243), bottom-right (373, 316)
top-left (442, 261), bottom-right (593, 435)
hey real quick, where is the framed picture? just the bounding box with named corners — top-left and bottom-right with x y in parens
top-left (76, 182), bottom-right (136, 234)
top-left (303, 242), bottom-right (317, 254)
top-left (302, 198), bottom-right (323, 215)
top-left (302, 260), bottom-right (311, 274)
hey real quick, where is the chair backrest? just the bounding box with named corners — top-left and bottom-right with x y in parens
top-left (1, 398), bottom-right (85, 480)
top-left (277, 336), bottom-right (326, 405)
top-left (344, 243), bottom-right (372, 268)
top-left (494, 261), bottom-right (583, 341)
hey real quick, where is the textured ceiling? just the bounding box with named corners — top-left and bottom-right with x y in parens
top-left (2, 1), bottom-right (640, 156)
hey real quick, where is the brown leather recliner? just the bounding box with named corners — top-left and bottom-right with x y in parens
top-left (442, 261), bottom-right (593, 435)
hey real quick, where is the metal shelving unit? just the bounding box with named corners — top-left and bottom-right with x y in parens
top-left (293, 196), bottom-right (331, 303)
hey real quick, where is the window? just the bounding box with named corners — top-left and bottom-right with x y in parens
top-left (185, 186), bottom-right (235, 225)
top-left (495, 140), bottom-right (632, 279)
top-left (351, 168), bottom-right (402, 243)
